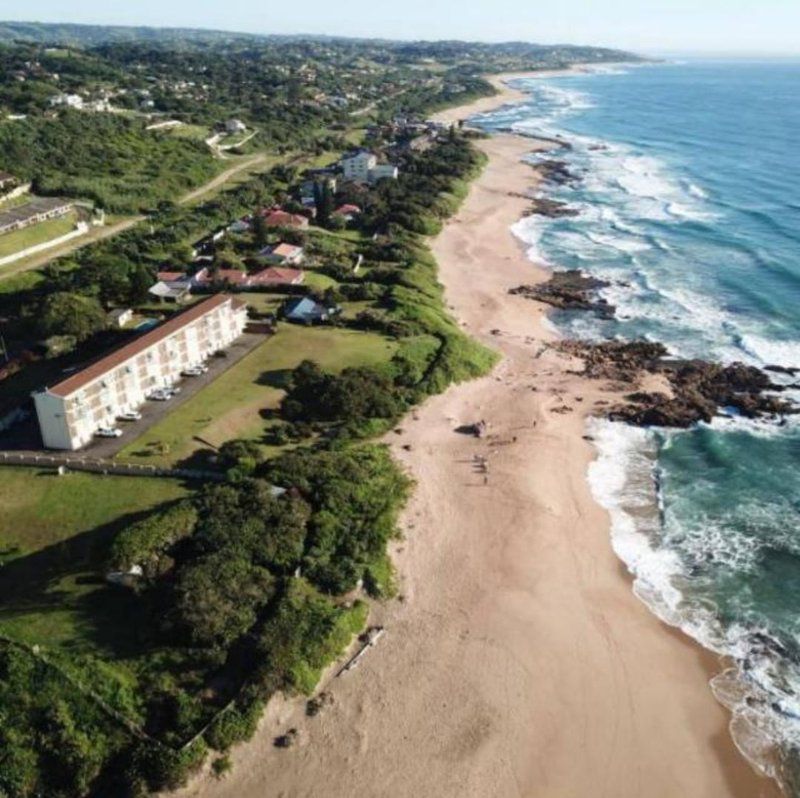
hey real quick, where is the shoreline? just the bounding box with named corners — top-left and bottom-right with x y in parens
top-left (175, 78), bottom-right (781, 798)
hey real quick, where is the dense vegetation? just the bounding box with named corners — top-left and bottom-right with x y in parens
top-left (0, 113), bottom-right (219, 212)
top-left (0, 446), bottom-right (406, 797)
top-left (0, 129), bottom-right (499, 794)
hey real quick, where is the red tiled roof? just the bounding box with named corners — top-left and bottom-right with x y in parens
top-left (261, 210), bottom-right (308, 228)
top-left (195, 269), bottom-right (250, 285)
top-left (46, 295), bottom-right (236, 398)
top-left (268, 243), bottom-right (303, 258)
top-left (157, 270), bottom-right (189, 282)
top-left (250, 267), bottom-right (304, 285)
top-left (334, 203), bottom-right (361, 215)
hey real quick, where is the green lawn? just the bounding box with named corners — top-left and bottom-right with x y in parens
top-left (0, 467), bottom-right (188, 560)
top-left (0, 211), bottom-right (79, 259)
top-left (0, 468), bottom-right (191, 714)
top-left (167, 123), bottom-right (210, 141)
top-left (117, 325), bottom-right (398, 465)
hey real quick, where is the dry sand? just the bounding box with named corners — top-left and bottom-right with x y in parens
top-left (175, 80), bottom-right (781, 798)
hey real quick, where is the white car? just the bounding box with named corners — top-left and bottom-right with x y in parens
top-left (148, 390), bottom-right (171, 401)
top-left (118, 411), bottom-right (142, 422)
top-left (96, 427), bottom-right (123, 438)
top-left (182, 367), bottom-right (205, 377)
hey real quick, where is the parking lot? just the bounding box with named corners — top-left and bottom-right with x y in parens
top-left (79, 332), bottom-right (268, 459)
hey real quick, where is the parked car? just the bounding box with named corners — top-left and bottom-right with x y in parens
top-left (182, 367), bottom-right (205, 377)
top-left (148, 390), bottom-right (171, 401)
top-left (96, 427), bottom-right (123, 438)
top-left (117, 411), bottom-right (142, 422)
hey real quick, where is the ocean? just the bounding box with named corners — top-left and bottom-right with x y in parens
top-left (474, 61), bottom-right (800, 791)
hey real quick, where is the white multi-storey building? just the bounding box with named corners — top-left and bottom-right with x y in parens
top-left (340, 151), bottom-right (399, 185)
top-left (33, 294), bottom-right (248, 450)
top-left (341, 151), bottom-right (377, 182)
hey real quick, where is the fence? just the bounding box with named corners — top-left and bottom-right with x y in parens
top-left (0, 450), bottom-right (224, 482)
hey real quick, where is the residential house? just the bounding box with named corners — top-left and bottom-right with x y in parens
top-left (33, 295), bottom-right (248, 450)
top-left (108, 308), bottom-right (133, 328)
top-left (250, 267), bottom-right (305, 287)
top-left (49, 93), bottom-right (84, 109)
top-left (332, 203), bottom-right (361, 222)
top-left (190, 228), bottom-right (227, 259)
top-left (149, 280), bottom-right (191, 304)
top-left (227, 217), bottom-right (251, 234)
top-left (261, 209), bottom-right (309, 229)
top-left (259, 243), bottom-right (305, 266)
top-left (283, 296), bottom-right (337, 325)
top-left (194, 269), bottom-right (251, 288)
top-left (225, 119), bottom-right (247, 134)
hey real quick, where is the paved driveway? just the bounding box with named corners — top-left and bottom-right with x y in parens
top-left (75, 332), bottom-right (268, 459)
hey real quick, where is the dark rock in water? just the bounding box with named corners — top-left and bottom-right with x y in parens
top-left (510, 270), bottom-right (614, 319)
top-left (524, 197), bottom-right (580, 218)
top-left (557, 339), bottom-right (797, 428)
top-left (535, 159), bottom-right (580, 186)
top-left (765, 364), bottom-right (799, 376)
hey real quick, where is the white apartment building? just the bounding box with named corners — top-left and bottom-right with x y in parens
top-left (33, 294), bottom-right (248, 450)
top-left (341, 151), bottom-right (377, 182)
top-left (340, 151), bottom-right (399, 185)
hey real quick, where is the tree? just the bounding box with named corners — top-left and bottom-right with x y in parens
top-left (174, 553), bottom-right (275, 649)
top-left (37, 292), bottom-right (107, 342)
top-left (252, 213), bottom-right (269, 250)
top-left (320, 181), bottom-right (335, 227)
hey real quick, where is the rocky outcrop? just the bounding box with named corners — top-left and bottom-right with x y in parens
top-left (557, 340), bottom-right (796, 428)
top-left (511, 271), bottom-right (614, 318)
top-left (534, 159), bottom-right (580, 186)
top-left (524, 198), bottom-right (580, 218)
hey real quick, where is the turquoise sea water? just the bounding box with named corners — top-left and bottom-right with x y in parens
top-left (475, 61), bottom-right (800, 789)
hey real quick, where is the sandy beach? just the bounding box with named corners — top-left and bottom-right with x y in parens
top-left (175, 79), bottom-right (781, 798)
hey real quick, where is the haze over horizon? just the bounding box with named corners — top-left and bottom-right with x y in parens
top-left (2, 0), bottom-right (800, 57)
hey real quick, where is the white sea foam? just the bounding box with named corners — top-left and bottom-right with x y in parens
top-left (687, 182), bottom-right (709, 199)
top-left (586, 231), bottom-right (651, 254)
top-left (587, 418), bottom-right (800, 786)
top-left (740, 334), bottom-right (800, 369)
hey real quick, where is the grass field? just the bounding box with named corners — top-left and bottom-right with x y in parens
top-left (117, 325), bottom-right (397, 465)
top-left (0, 468), bottom-right (192, 716)
top-left (167, 123), bottom-right (210, 141)
top-left (0, 467), bottom-right (188, 561)
top-left (0, 211), bottom-right (79, 259)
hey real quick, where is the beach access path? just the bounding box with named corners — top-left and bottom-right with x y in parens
top-left (172, 75), bottom-right (780, 798)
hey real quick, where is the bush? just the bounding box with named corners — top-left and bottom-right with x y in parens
top-left (108, 501), bottom-right (198, 578)
top-left (205, 700), bottom-right (264, 752)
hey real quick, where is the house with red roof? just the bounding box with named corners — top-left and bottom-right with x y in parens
top-left (250, 267), bottom-right (305, 287)
top-left (332, 203), bottom-right (361, 222)
top-left (260, 209), bottom-right (309, 229)
top-left (194, 269), bottom-right (251, 288)
top-left (259, 242), bottom-right (305, 265)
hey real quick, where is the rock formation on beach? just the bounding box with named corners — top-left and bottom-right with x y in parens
top-left (533, 159), bottom-right (580, 185)
top-left (524, 197), bottom-right (580, 217)
top-left (557, 339), bottom-right (797, 427)
top-left (511, 270), bottom-right (614, 317)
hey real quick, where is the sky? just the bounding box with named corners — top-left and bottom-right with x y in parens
top-left (3, 0), bottom-right (800, 56)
